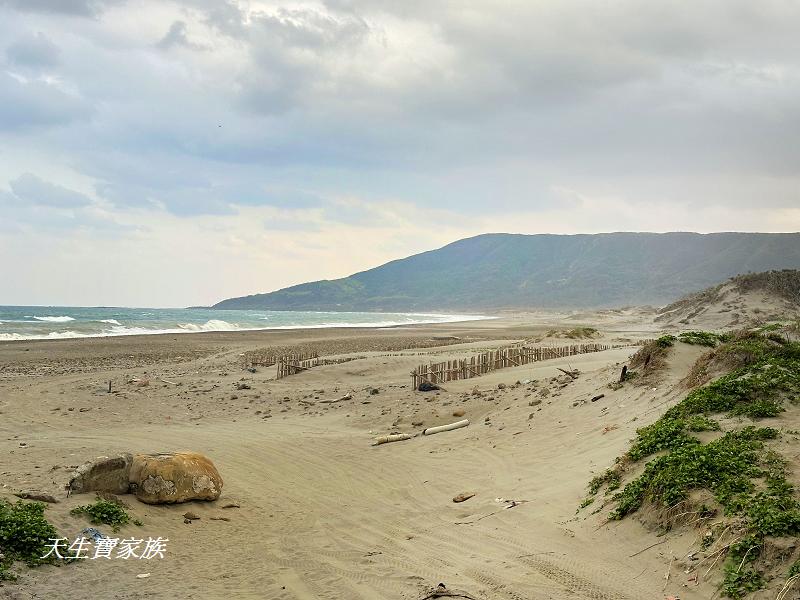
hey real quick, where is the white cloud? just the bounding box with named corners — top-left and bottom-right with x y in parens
top-left (0, 0), bottom-right (798, 305)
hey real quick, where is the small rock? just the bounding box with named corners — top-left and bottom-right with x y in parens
top-left (452, 492), bottom-right (476, 503)
top-left (452, 409), bottom-right (465, 418)
top-left (417, 381), bottom-right (441, 392)
top-left (183, 511), bottom-right (200, 520)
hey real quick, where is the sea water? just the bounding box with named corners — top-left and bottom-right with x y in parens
top-left (0, 306), bottom-right (491, 341)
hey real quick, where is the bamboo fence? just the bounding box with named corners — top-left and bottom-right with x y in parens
top-left (245, 350), bottom-right (318, 369)
top-left (276, 354), bottom-right (361, 379)
top-left (410, 343), bottom-right (611, 388)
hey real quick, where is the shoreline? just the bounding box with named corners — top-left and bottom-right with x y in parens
top-left (0, 310), bottom-right (498, 344)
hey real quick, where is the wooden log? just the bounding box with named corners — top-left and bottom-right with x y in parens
top-left (423, 419), bottom-right (470, 436)
top-left (372, 433), bottom-right (412, 446)
top-left (557, 367), bottom-right (579, 379)
top-left (320, 393), bottom-right (353, 404)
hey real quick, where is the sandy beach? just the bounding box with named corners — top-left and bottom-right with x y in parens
top-left (0, 311), bottom-right (732, 599)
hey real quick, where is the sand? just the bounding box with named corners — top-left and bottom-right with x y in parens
top-left (1, 314), bottom-right (720, 599)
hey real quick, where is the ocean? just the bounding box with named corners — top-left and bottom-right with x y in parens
top-left (0, 306), bottom-right (490, 341)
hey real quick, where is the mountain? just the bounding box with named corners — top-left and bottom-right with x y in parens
top-left (655, 269), bottom-right (800, 329)
top-left (212, 232), bottom-right (800, 311)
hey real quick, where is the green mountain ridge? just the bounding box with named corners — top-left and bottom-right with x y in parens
top-left (212, 232), bottom-right (800, 311)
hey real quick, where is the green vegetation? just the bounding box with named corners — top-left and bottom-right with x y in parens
top-left (789, 559), bottom-right (800, 578)
top-left (613, 426), bottom-right (780, 519)
top-left (656, 334), bottom-right (677, 348)
top-left (588, 467), bottom-right (622, 495)
top-left (723, 536), bottom-right (765, 599)
top-left (678, 330), bottom-right (731, 347)
top-left (685, 414), bottom-right (721, 432)
top-left (70, 499), bottom-right (140, 532)
top-left (584, 332), bottom-right (800, 598)
top-left (0, 500), bottom-right (60, 580)
top-left (564, 327), bottom-right (598, 339)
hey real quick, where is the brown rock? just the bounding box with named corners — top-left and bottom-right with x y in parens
top-left (452, 409), bottom-right (465, 417)
top-left (183, 511), bottom-right (200, 520)
top-left (452, 492), bottom-right (476, 503)
top-left (129, 452), bottom-right (223, 505)
top-left (68, 453), bottom-right (133, 495)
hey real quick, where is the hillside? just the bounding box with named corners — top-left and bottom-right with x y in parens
top-left (656, 269), bottom-right (800, 329)
top-left (213, 232), bottom-right (800, 311)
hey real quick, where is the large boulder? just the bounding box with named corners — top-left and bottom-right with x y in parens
top-left (68, 453), bottom-right (133, 495)
top-left (128, 452), bottom-right (223, 504)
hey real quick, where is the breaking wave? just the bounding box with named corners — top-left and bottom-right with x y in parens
top-left (177, 320), bottom-right (240, 332)
top-left (0, 309), bottom-right (493, 341)
top-left (33, 316), bottom-right (75, 322)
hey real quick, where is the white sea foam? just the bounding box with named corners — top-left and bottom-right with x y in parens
top-left (0, 333), bottom-right (25, 340)
top-left (0, 313), bottom-right (494, 341)
top-left (33, 316), bottom-right (75, 322)
top-left (177, 319), bottom-right (240, 332)
top-left (46, 331), bottom-right (83, 338)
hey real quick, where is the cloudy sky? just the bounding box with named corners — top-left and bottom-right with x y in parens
top-left (1, 0), bottom-right (798, 307)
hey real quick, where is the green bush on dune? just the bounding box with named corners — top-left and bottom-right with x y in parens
top-left (585, 331), bottom-right (800, 598)
top-left (70, 499), bottom-right (140, 532)
top-left (677, 330), bottom-right (731, 347)
top-left (0, 500), bottom-right (60, 580)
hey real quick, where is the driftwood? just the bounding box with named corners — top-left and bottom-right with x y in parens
top-left (372, 433), bottom-right (412, 446)
top-left (320, 393), bottom-right (352, 404)
top-left (420, 589), bottom-right (479, 600)
top-left (423, 419), bottom-right (469, 436)
top-left (557, 368), bottom-right (579, 379)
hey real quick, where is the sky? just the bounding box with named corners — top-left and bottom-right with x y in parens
top-left (1, 0), bottom-right (798, 307)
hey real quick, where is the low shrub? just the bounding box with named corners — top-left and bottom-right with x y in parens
top-left (678, 330), bottom-right (730, 347)
top-left (0, 500), bottom-right (60, 580)
top-left (70, 499), bottom-right (139, 532)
